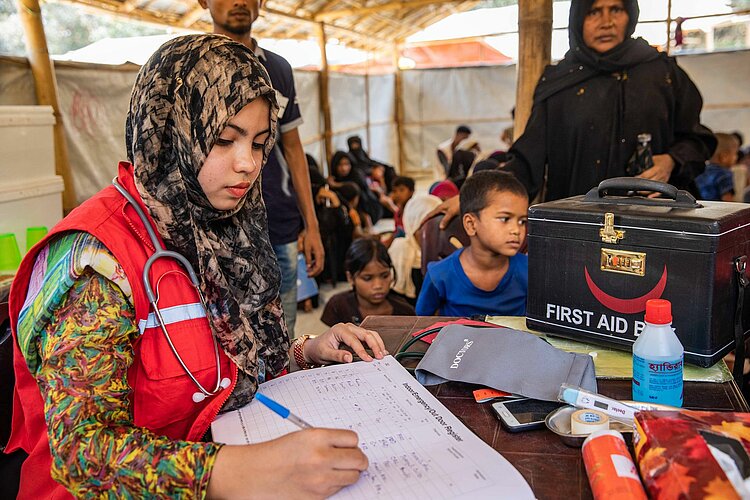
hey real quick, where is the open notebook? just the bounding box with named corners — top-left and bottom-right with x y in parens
top-left (211, 356), bottom-right (533, 499)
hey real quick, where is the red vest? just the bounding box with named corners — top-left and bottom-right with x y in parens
top-left (7, 162), bottom-right (237, 498)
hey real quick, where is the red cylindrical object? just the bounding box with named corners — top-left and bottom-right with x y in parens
top-left (582, 430), bottom-right (648, 500)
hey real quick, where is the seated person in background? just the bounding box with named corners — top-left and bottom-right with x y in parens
top-left (347, 135), bottom-right (397, 191)
top-left (368, 164), bottom-right (399, 217)
top-left (483, 127), bottom-right (514, 166)
top-left (388, 194), bottom-right (442, 305)
top-left (416, 171), bottom-right (529, 317)
top-left (321, 238), bottom-right (415, 326)
top-left (732, 131), bottom-right (744, 163)
top-left (695, 132), bottom-right (740, 201)
top-left (436, 125), bottom-right (475, 178)
top-left (306, 153), bottom-right (352, 284)
top-left (501, 126), bottom-right (514, 150)
top-left (447, 149), bottom-right (477, 187)
top-left (335, 182), bottom-right (372, 240)
top-left (328, 150), bottom-right (383, 224)
top-left (390, 176), bottom-right (415, 238)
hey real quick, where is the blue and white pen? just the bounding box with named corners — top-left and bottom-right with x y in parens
top-left (255, 392), bottom-right (313, 429)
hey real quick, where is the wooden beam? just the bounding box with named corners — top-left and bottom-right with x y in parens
top-left (317, 22), bottom-right (334, 170)
top-left (310, 0), bottom-right (350, 18)
top-left (316, 0), bottom-right (460, 21)
top-left (329, 0), bottom-right (423, 36)
top-left (58, 0), bottom-right (389, 48)
top-left (364, 65), bottom-right (371, 150)
top-left (280, 20), bottom-right (308, 39)
top-left (386, 1), bottom-right (478, 41)
top-left (263, 5), bottom-right (392, 46)
top-left (392, 42), bottom-right (405, 173)
top-left (16, 0), bottom-right (77, 212)
top-left (514, 0), bottom-right (551, 139)
top-left (58, 0), bottom-right (209, 28)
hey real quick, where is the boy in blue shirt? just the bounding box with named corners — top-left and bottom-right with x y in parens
top-left (416, 171), bottom-right (529, 317)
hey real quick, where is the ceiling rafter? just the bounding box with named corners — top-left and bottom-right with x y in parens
top-left (55, 0), bottom-right (478, 54)
top-left (316, 0), bottom-right (462, 21)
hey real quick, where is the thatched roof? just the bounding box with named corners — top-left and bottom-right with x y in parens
top-left (56, 0), bottom-right (482, 52)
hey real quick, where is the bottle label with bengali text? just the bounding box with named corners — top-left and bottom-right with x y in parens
top-left (632, 354), bottom-right (683, 407)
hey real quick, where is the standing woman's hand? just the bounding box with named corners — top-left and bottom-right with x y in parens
top-left (303, 323), bottom-right (388, 365)
top-left (637, 154), bottom-right (675, 183)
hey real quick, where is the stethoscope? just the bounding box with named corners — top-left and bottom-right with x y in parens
top-left (112, 178), bottom-right (231, 403)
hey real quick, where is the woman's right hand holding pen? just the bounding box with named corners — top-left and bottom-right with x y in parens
top-left (207, 428), bottom-right (368, 499)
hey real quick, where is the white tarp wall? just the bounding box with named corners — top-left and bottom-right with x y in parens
top-left (1, 48), bottom-right (749, 205)
top-left (677, 51), bottom-right (750, 146)
top-left (328, 72), bottom-right (397, 176)
top-left (292, 70), bottom-right (322, 169)
top-left (402, 64), bottom-right (517, 173)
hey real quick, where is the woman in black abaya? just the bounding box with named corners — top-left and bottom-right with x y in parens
top-left (505, 0), bottom-right (716, 202)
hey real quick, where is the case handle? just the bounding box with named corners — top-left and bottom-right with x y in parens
top-left (584, 177), bottom-right (701, 209)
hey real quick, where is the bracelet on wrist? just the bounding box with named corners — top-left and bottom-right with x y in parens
top-left (293, 334), bottom-right (321, 370)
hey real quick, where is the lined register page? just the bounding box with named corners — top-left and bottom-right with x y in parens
top-left (212, 356), bottom-right (533, 499)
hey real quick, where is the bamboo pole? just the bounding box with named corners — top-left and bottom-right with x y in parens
top-left (514, 0), bottom-right (552, 139)
top-left (317, 22), bottom-right (333, 171)
top-left (16, 0), bottom-right (76, 212)
top-left (392, 42), bottom-right (405, 174)
top-left (364, 63), bottom-right (372, 152)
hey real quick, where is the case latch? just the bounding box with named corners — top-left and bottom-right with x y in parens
top-left (599, 212), bottom-right (624, 244)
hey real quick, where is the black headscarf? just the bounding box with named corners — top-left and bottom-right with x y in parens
top-left (126, 34), bottom-right (289, 405)
top-left (331, 151), bottom-right (357, 182)
top-left (534, 0), bottom-right (662, 103)
top-left (330, 150), bottom-right (383, 223)
top-left (347, 135), bottom-right (375, 171)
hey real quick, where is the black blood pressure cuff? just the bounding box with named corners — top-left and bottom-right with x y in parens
top-left (414, 325), bottom-right (597, 401)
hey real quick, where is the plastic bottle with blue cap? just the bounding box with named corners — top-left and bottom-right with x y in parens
top-left (632, 299), bottom-right (683, 407)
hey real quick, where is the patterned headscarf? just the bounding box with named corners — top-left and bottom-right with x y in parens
top-left (125, 34), bottom-right (289, 399)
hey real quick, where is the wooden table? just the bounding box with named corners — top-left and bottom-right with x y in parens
top-left (361, 315), bottom-right (750, 500)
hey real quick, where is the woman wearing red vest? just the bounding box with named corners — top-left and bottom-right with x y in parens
top-left (6, 35), bottom-right (386, 499)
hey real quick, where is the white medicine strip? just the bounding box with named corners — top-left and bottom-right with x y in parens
top-left (138, 302), bottom-right (206, 334)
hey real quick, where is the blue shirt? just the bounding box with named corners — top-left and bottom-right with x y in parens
top-left (416, 249), bottom-right (528, 317)
top-left (256, 44), bottom-right (304, 245)
top-left (695, 163), bottom-right (734, 201)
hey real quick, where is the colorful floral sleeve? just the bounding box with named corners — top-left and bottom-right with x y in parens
top-left (16, 232), bottom-right (222, 498)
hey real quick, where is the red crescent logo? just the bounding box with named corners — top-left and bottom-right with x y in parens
top-left (584, 265), bottom-right (667, 314)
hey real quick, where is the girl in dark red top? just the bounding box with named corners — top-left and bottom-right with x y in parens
top-left (322, 238), bottom-right (415, 326)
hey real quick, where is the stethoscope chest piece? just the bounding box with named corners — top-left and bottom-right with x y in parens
top-left (193, 377), bottom-right (231, 403)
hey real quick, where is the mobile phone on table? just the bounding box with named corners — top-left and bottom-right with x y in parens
top-left (492, 398), bottom-right (564, 432)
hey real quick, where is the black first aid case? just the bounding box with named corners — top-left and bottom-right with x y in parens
top-left (526, 178), bottom-right (750, 367)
